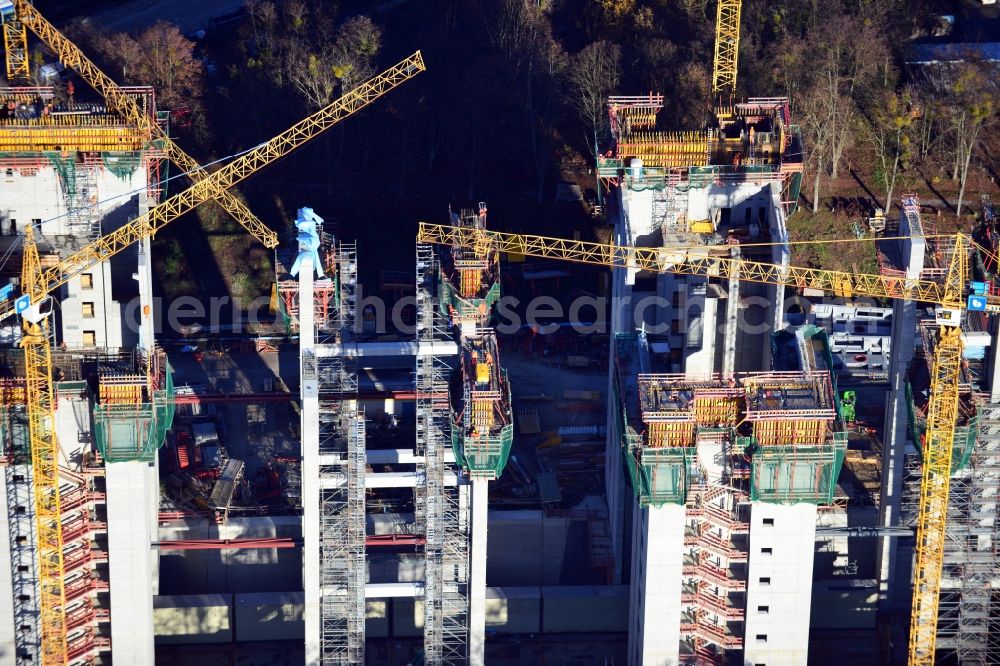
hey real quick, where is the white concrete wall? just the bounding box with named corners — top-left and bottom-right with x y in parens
top-left (621, 187), bottom-right (656, 239)
top-left (1, 164), bottom-right (146, 348)
top-left (684, 295), bottom-right (717, 376)
top-left (685, 182), bottom-right (765, 223)
top-left (106, 462), bottom-right (157, 666)
top-left (628, 503), bottom-right (685, 666)
top-left (469, 478), bottom-right (488, 666)
top-left (743, 503), bottom-right (817, 666)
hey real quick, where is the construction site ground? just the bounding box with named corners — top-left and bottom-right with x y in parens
top-left (164, 347), bottom-right (301, 505)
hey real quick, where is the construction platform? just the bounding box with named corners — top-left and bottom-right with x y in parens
top-left (450, 330), bottom-right (514, 480)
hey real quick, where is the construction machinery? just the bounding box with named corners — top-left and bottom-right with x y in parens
top-left (8, 51), bottom-right (424, 664)
top-left (5, 0), bottom-right (277, 248)
top-left (415, 221), bottom-right (984, 665)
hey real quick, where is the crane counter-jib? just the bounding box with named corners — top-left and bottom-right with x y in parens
top-left (0, 51), bottom-right (426, 322)
top-left (415, 222), bottom-right (965, 309)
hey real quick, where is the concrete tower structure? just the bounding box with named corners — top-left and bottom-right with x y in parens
top-left (0, 82), bottom-right (170, 665)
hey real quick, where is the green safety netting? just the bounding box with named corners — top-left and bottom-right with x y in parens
top-left (748, 432), bottom-right (848, 505)
top-left (786, 171), bottom-right (803, 216)
top-left (438, 269), bottom-right (500, 321)
top-left (451, 370), bottom-right (514, 480)
top-left (93, 364), bottom-right (175, 463)
top-left (615, 369), bottom-right (694, 506)
top-left (0, 405), bottom-right (30, 464)
top-left (101, 151), bottom-right (142, 179)
top-left (44, 151), bottom-right (77, 196)
top-left (905, 381), bottom-right (977, 475)
top-left (451, 422), bottom-right (514, 481)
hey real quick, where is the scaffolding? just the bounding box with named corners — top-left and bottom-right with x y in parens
top-left (4, 401), bottom-right (38, 662)
top-left (619, 370), bottom-right (847, 506)
top-left (930, 401), bottom-right (1000, 663)
top-left (274, 226), bottom-right (341, 335)
top-left (681, 484), bottom-right (750, 662)
top-left (60, 154), bottom-right (102, 244)
top-left (416, 242), bottom-right (470, 664)
top-left (318, 406), bottom-right (366, 664)
top-left (437, 204), bottom-right (500, 327)
top-left (450, 331), bottom-right (513, 481)
top-left (91, 350), bottom-right (175, 463)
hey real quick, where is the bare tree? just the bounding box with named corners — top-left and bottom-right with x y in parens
top-left (94, 22), bottom-right (204, 111)
top-left (485, 0), bottom-right (567, 201)
top-left (568, 41), bottom-right (621, 157)
top-left (940, 60), bottom-right (995, 217)
top-left (799, 84), bottom-right (835, 213)
top-left (861, 89), bottom-right (913, 210)
top-left (804, 17), bottom-right (887, 179)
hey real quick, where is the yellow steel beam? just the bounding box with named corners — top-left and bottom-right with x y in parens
top-left (712, 0), bottom-right (742, 94)
top-left (908, 236), bottom-right (968, 665)
top-left (416, 223), bottom-right (960, 308)
top-left (13, 0), bottom-right (278, 248)
top-left (20, 227), bottom-right (68, 665)
top-left (2, 14), bottom-right (29, 82)
top-left (0, 52), bottom-right (425, 322)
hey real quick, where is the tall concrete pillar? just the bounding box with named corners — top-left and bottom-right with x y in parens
top-left (743, 503), bottom-right (817, 665)
top-left (627, 504), bottom-right (685, 665)
top-left (468, 478), bottom-right (488, 665)
top-left (106, 462), bottom-right (157, 665)
top-left (876, 229), bottom-right (925, 611)
top-left (298, 255), bottom-right (321, 665)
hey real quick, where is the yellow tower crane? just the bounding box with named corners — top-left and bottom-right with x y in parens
top-left (712, 0), bottom-right (742, 95)
top-left (415, 222), bottom-right (977, 665)
top-left (1, 2), bottom-right (28, 82)
top-left (8, 52), bottom-right (424, 665)
top-left (10, 0), bottom-right (278, 248)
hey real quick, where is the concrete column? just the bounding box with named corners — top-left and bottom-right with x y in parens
top-left (299, 255), bottom-right (321, 666)
top-left (684, 295), bottom-right (717, 376)
top-left (627, 503), bottom-right (685, 666)
top-left (105, 462), bottom-right (156, 666)
top-left (723, 248), bottom-right (740, 375)
top-left (876, 229), bottom-right (924, 612)
top-left (606, 193), bottom-right (631, 583)
top-left (468, 478), bottom-right (488, 666)
top-left (743, 503), bottom-right (817, 665)
top-left (135, 237), bottom-right (155, 356)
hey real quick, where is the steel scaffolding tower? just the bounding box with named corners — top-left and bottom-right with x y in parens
top-left (316, 250), bottom-right (365, 663)
top-left (62, 158), bottom-right (102, 246)
top-left (334, 242), bottom-right (358, 337)
top-left (5, 456), bottom-right (40, 661)
top-left (416, 243), bottom-right (471, 664)
top-left (932, 401), bottom-right (1000, 662)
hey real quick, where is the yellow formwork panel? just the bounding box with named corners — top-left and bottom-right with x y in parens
top-left (693, 396), bottom-right (738, 427)
top-left (647, 421), bottom-right (695, 448)
top-left (752, 419), bottom-right (824, 446)
top-left (0, 124), bottom-right (146, 151)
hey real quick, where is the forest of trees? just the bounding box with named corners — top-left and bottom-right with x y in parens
top-left (45, 0), bottom-right (1000, 294)
top-left (63, 0), bottom-right (999, 214)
